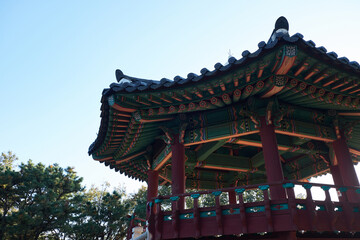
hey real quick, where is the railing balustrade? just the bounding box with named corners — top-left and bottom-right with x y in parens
top-left (146, 181), bottom-right (360, 239)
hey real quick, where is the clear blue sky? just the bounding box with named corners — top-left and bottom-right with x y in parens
top-left (1, 1), bottom-right (360, 194)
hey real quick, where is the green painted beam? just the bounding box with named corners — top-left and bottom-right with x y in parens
top-left (292, 137), bottom-right (311, 146)
top-left (196, 140), bottom-right (227, 162)
top-left (152, 145), bottom-right (171, 170)
top-left (203, 153), bottom-right (250, 171)
top-left (235, 138), bottom-right (327, 155)
top-left (250, 151), bottom-right (264, 168)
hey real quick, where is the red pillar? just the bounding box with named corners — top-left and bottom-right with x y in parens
top-left (228, 183), bottom-right (237, 204)
top-left (171, 134), bottom-right (186, 210)
top-left (259, 117), bottom-right (286, 200)
top-left (147, 170), bottom-right (159, 202)
top-left (333, 133), bottom-right (360, 202)
top-left (228, 190), bottom-right (237, 204)
top-left (147, 170), bottom-right (159, 219)
top-left (330, 165), bottom-right (347, 202)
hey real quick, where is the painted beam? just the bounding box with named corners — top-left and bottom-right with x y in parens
top-left (185, 130), bottom-right (259, 146)
top-left (338, 112), bottom-right (360, 116)
top-left (349, 147), bottom-right (360, 156)
top-left (159, 174), bottom-right (171, 184)
top-left (114, 150), bottom-right (147, 165)
top-left (285, 160), bottom-right (329, 180)
top-left (235, 139), bottom-right (327, 155)
top-left (249, 151), bottom-right (265, 168)
top-left (235, 139), bottom-right (289, 151)
top-left (108, 95), bottom-right (137, 113)
top-left (93, 155), bottom-right (113, 161)
top-left (196, 140), bottom-right (227, 162)
top-left (152, 145), bottom-right (172, 170)
top-left (203, 153), bottom-right (249, 169)
top-left (275, 130), bottom-right (334, 142)
top-left (275, 118), bottom-right (336, 142)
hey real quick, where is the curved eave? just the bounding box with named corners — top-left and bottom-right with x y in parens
top-left (89, 32), bottom-right (360, 182)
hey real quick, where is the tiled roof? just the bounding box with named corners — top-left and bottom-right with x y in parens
top-left (88, 17), bottom-right (360, 186)
top-left (89, 30), bottom-right (360, 156)
top-left (105, 32), bottom-right (360, 95)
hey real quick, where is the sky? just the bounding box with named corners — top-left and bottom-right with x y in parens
top-left (1, 1), bottom-right (360, 195)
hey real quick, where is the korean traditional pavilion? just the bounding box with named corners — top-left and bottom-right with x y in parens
top-left (89, 17), bottom-right (360, 239)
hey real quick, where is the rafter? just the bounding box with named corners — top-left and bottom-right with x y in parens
top-left (199, 153), bottom-right (250, 172)
top-left (196, 140), bottom-right (227, 162)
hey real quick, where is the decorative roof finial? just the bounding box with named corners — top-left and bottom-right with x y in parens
top-left (115, 69), bottom-right (157, 85)
top-left (269, 16), bottom-right (289, 43)
top-left (115, 69), bottom-right (125, 82)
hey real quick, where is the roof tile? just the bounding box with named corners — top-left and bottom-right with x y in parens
top-left (242, 50), bottom-right (250, 57)
top-left (214, 62), bottom-right (223, 69)
top-left (338, 57), bottom-right (349, 64)
top-left (258, 41), bottom-right (266, 48)
top-left (306, 40), bottom-right (316, 47)
top-left (317, 46), bottom-right (327, 53)
top-left (200, 68), bottom-right (210, 75)
top-left (327, 51), bottom-right (338, 60)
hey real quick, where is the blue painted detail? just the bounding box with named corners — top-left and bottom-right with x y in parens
top-left (148, 202), bottom-right (153, 207)
top-left (191, 193), bottom-right (200, 199)
top-left (317, 205), bottom-right (325, 211)
top-left (107, 95), bottom-right (115, 106)
top-left (200, 210), bottom-right (216, 217)
top-left (321, 186), bottom-right (331, 191)
top-left (222, 208), bottom-right (240, 215)
top-left (334, 206), bottom-right (343, 212)
top-left (356, 189), bottom-right (360, 194)
top-left (212, 191), bottom-right (222, 196)
top-left (179, 213), bottom-right (194, 219)
top-left (235, 188), bottom-right (246, 194)
top-left (296, 204), bottom-right (306, 210)
top-left (258, 185), bottom-right (270, 191)
top-left (155, 199), bottom-right (163, 204)
top-left (170, 196), bottom-right (180, 201)
top-left (353, 207), bottom-right (359, 213)
top-left (338, 187), bottom-right (348, 193)
top-left (282, 183), bottom-right (295, 188)
top-left (163, 215), bottom-right (172, 221)
top-left (245, 206), bottom-right (265, 213)
top-left (270, 203), bottom-right (288, 211)
top-left (303, 183), bottom-right (312, 189)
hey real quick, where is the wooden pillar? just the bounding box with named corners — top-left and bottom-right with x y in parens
top-left (330, 165), bottom-right (347, 202)
top-left (171, 134), bottom-right (185, 210)
top-left (333, 132), bottom-right (360, 202)
top-left (147, 170), bottom-right (159, 219)
top-left (228, 183), bottom-right (237, 204)
top-left (259, 117), bottom-right (286, 200)
top-left (228, 190), bottom-right (237, 205)
top-left (147, 170), bottom-right (159, 202)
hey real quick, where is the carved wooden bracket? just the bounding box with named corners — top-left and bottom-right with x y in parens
top-left (159, 123), bottom-right (188, 145)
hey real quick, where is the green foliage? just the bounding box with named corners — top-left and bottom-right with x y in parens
top-left (129, 185), bottom-right (172, 219)
top-left (0, 151), bottom-right (269, 240)
top-left (243, 189), bottom-right (264, 203)
top-left (0, 152), bottom-right (134, 240)
top-left (59, 184), bottom-right (131, 240)
top-left (130, 186), bottom-right (147, 219)
top-left (0, 160), bottom-right (83, 240)
top-left (0, 151), bottom-right (18, 170)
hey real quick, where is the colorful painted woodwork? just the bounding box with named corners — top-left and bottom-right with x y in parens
top-left (89, 17), bottom-right (360, 190)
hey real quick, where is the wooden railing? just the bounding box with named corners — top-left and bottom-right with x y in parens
top-left (126, 214), bottom-right (147, 240)
top-left (147, 181), bottom-right (360, 239)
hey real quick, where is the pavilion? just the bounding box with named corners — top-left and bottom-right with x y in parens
top-left (89, 17), bottom-right (360, 239)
